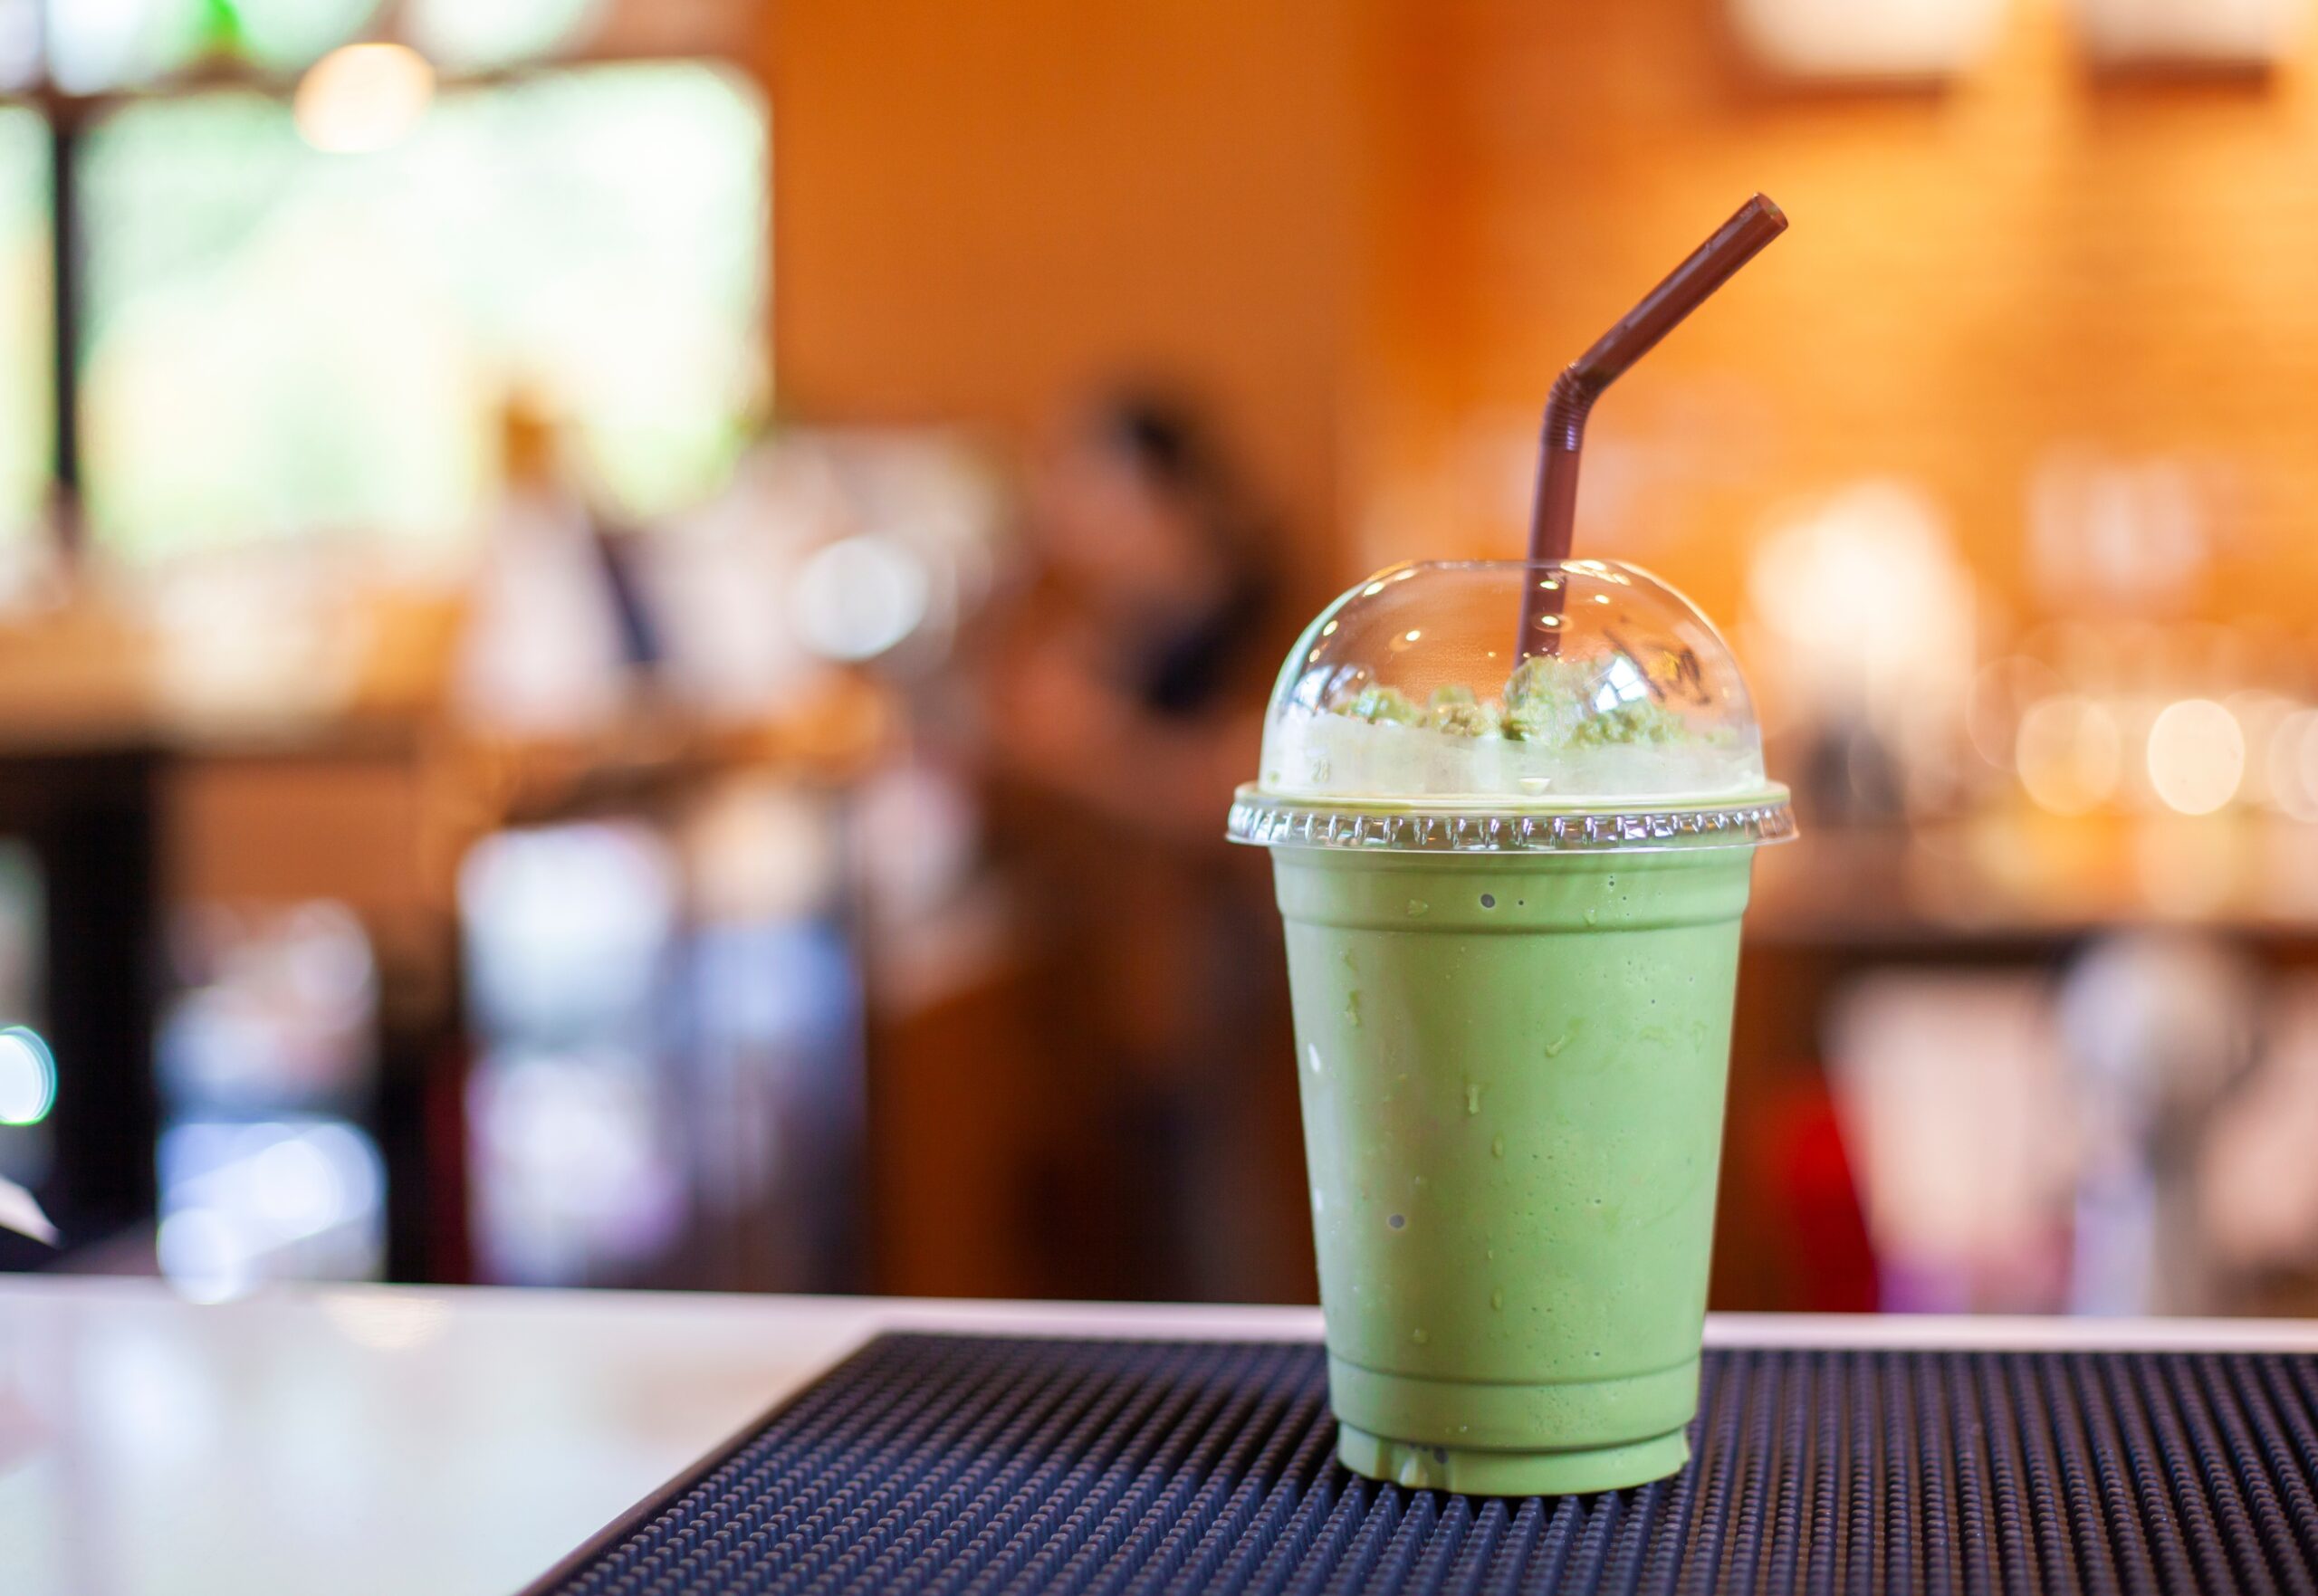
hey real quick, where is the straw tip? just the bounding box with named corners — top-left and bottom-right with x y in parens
top-left (1748, 192), bottom-right (1790, 233)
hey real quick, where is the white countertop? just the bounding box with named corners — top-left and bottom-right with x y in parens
top-left (4, 1278), bottom-right (2314, 1596)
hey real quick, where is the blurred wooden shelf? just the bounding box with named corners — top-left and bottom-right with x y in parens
top-left (448, 674), bottom-right (897, 829)
top-left (1752, 813), bottom-right (2318, 948)
top-left (0, 594), bottom-right (896, 789)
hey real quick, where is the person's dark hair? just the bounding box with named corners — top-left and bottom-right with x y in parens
top-left (1097, 393), bottom-right (1213, 492)
top-left (1087, 388), bottom-right (1268, 578)
top-left (1081, 387), bottom-right (1281, 714)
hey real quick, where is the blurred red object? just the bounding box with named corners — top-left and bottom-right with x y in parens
top-left (1755, 1070), bottom-right (1878, 1313)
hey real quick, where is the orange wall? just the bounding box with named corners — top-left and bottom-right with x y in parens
top-left (763, 0), bottom-right (1363, 592)
top-left (766, 0), bottom-right (2318, 638)
top-left (1358, 0), bottom-right (2318, 633)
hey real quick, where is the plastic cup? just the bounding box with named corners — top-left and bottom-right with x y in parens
top-left (1227, 559), bottom-right (1794, 1495)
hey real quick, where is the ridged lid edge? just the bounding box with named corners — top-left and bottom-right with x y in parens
top-left (1224, 787), bottom-right (1796, 854)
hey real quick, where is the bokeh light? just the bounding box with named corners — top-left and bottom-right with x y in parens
top-left (2147, 699), bottom-right (2245, 817)
top-left (407, 0), bottom-right (601, 71)
top-left (792, 534), bottom-right (930, 663)
top-left (2268, 708), bottom-right (2318, 822)
top-left (293, 43), bottom-right (436, 155)
top-left (0, 1025), bottom-right (54, 1125)
top-left (42, 0), bottom-right (204, 92)
top-left (158, 1119), bottom-right (386, 1304)
top-left (230, 0), bottom-right (378, 73)
top-left (2016, 695), bottom-right (2122, 815)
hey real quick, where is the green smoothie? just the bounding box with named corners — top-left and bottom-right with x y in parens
top-left (1274, 843), bottom-right (1754, 1495)
top-left (1228, 554), bottom-right (1791, 1496)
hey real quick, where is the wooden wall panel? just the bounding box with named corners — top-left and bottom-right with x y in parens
top-left (1357, 0), bottom-right (2318, 635)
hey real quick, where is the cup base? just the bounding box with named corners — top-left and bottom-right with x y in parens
top-left (1334, 1420), bottom-right (1690, 1496)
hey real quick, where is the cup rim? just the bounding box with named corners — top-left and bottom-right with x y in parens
top-left (1225, 785), bottom-right (1796, 855)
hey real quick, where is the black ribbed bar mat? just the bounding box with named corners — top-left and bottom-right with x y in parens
top-left (530, 1333), bottom-right (2318, 1595)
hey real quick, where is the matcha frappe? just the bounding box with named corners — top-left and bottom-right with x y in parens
top-left (1228, 558), bottom-right (1793, 1496)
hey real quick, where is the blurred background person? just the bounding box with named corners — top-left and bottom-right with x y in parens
top-left (994, 391), bottom-right (1277, 840)
top-left (982, 389), bottom-right (1298, 1300)
top-left (455, 397), bottom-right (640, 741)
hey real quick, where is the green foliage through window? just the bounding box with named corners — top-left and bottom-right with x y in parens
top-left (0, 107), bottom-right (46, 545)
top-left (78, 62), bottom-right (768, 562)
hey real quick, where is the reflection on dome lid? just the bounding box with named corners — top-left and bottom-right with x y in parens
top-left (1256, 559), bottom-right (1771, 807)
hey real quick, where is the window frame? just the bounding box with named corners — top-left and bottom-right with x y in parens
top-left (8, 3), bottom-right (764, 553)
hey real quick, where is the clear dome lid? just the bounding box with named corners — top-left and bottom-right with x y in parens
top-left (1228, 559), bottom-right (1794, 853)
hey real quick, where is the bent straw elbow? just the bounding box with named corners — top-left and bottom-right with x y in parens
top-left (1540, 368), bottom-right (1600, 455)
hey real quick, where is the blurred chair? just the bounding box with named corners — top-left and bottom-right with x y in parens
top-left (1827, 972), bottom-right (2075, 1313)
top-left (2057, 931), bottom-right (2263, 1316)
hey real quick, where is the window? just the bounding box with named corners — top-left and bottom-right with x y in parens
top-left (0, 107), bottom-right (45, 547)
top-left (0, 2), bottom-right (767, 562)
top-left (80, 62), bottom-right (766, 560)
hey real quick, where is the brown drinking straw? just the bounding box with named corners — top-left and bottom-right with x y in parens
top-left (1518, 194), bottom-right (1788, 658)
